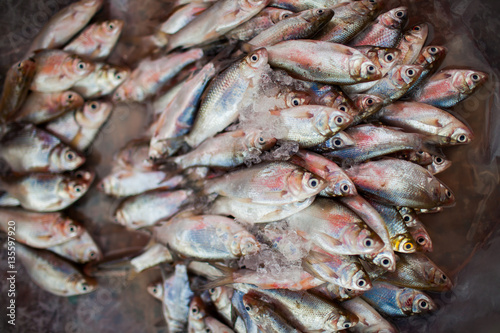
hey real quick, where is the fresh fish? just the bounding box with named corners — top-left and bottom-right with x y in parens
top-left (162, 264), bottom-right (194, 333)
top-left (242, 293), bottom-right (301, 333)
top-left (204, 317), bottom-right (235, 333)
top-left (185, 49), bottom-right (269, 148)
top-left (407, 69), bottom-right (488, 108)
top-left (201, 162), bottom-right (326, 205)
top-left (315, 0), bottom-right (381, 44)
top-left (376, 101), bottom-right (474, 144)
top-left (12, 90), bottom-right (84, 124)
top-left (350, 94), bottom-right (385, 124)
top-left (342, 297), bottom-right (398, 333)
top-left (113, 139), bottom-right (155, 172)
top-left (154, 215), bottom-right (260, 260)
top-left (208, 286), bottom-right (236, 326)
top-left (232, 289), bottom-right (261, 333)
top-left (188, 296), bottom-right (208, 333)
top-left (0, 208), bottom-right (81, 248)
top-left (361, 281), bottom-right (436, 316)
top-left (396, 23), bottom-right (429, 65)
top-left (16, 243), bottom-right (97, 296)
top-left (290, 150), bottom-right (357, 197)
top-left (64, 20), bottom-right (124, 60)
top-left (405, 45), bottom-right (448, 95)
top-left (0, 170), bottom-right (94, 212)
top-left (45, 100), bottom-right (113, 151)
top-left (344, 158), bottom-right (455, 209)
top-left (151, 80), bottom-right (186, 120)
top-left (311, 131), bottom-right (355, 153)
top-left (130, 242), bottom-right (173, 273)
top-left (242, 8), bottom-right (334, 51)
top-left (30, 50), bottom-right (95, 93)
top-left (114, 189), bottom-right (193, 229)
top-left (310, 282), bottom-right (364, 302)
top-left (166, 0), bottom-right (270, 51)
top-left (47, 229), bottom-right (102, 263)
top-left (0, 59), bottom-right (37, 123)
top-left (397, 206), bottom-right (419, 228)
top-left (349, 7), bottom-right (408, 48)
top-left (286, 197), bottom-right (384, 255)
top-left (266, 40), bottom-right (382, 84)
top-left (269, 0), bottom-right (347, 11)
top-left (226, 7), bottom-right (293, 41)
top-left (72, 63), bottom-right (130, 99)
top-left (149, 62), bottom-right (217, 159)
top-left (147, 280), bottom-right (164, 301)
top-left (113, 48), bottom-right (204, 103)
top-left (409, 220), bottom-right (433, 252)
top-left (160, 2), bottom-right (213, 34)
top-left (26, 0), bottom-right (103, 55)
top-left (378, 252), bottom-right (452, 291)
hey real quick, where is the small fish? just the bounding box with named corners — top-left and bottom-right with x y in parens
top-left (310, 282), bottom-right (364, 302)
top-left (27, 0), bottom-right (103, 55)
top-left (162, 264), bottom-right (194, 333)
top-left (113, 139), bottom-right (156, 172)
top-left (188, 296), bottom-right (208, 333)
top-left (405, 45), bottom-right (448, 95)
top-left (12, 90), bottom-right (84, 124)
top-left (232, 289), bottom-right (261, 333)
top-left (396, 23), bottom-right (429, 65)
top-left (266, 40), bottom-right (382, 84)
top-left (159, 2), bottom-right (213, 34)
top-left (45, 100), bottom-right (113, 151)
top-left (0, 208), bottom-right (82, 248)
top-left (397, 206), bottom-right (419, 228)
top-left (47, 229), bottom-right (102, 263)
top-left (1, 170), bottom-right (94, 212)
top-left (30, 50), bottom-right (95, 93)
top-left (204, 317), bottom-right (235, 333)
top-left (409, 220), bottom-right (433, 252)
top-left (311, 131), bottom-right (356, 153)
top-left (64, 20), bottom-right (124, 60)
top-left (350, 94), bottom-right (385, 124)
top-left (154, 215), bottom-right (260, 260)
top-left (269, 0), bottom-right (346, 11)
top-left (361, 281), bottom-right (436, 316)
top-left (342, 297), bottom-right (398, 333)
top-left (16, 242), bottom-right (97, 296)
top-left (147, 280), bottom-right (164, 301)
top-left (208, 286), bottom-right (235, 325)
top-left (226, 7), bottom-right (293, 41)
top-left (130, 242), bottom-right (173, 273)
top-left (114, 189), bottom-right (193, 229)
top-left (72, 63), bottom-right (130, 99)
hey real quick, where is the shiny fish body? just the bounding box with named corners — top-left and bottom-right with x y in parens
top-left (409, 220), bottom-right (433, 252)
top-left (16, 242), bottom-right (97, 296)
top-left (0, 192), bottom-right (20, 206)
top-left (345, 158), bottom-right (455, 209)
top-left (232, 289), bottom-right (261, 333)
top-left (405, 45), bottom-right (448, 95)
top-left (166, 0), bottom-right (270, 51)
top-left (350, 94), bottom-right (385, 124)
top-left (209, 286), bottom-right (235, 326)
top-left (315, 0), bottom-right (380, 44)
top-left (343, 297), bottom-right (398, 333)
top-left (226, 7), bottom-right (293, 41)
top-left (162, 264), bottom-right (194, 333)
top-left (47, 229), bottom-right (102, 263)
top-left (114, 189), bottom-right (193, 229)
top-left (27, 0), bottom-right (103, 54)
top-left (311, 131), bottom-right (355, 153)
top-left (266, 40), bottom-right (382, 84)
top-left (349, 7), bottom-right (408, 48)
top-left (160, 2), bottom-right (213, 34)
top-left (45, 100), bottom-right (113, 151)
top-left (396, 23), bottom-right (429, 65)
top-left (0, 124), bottom-right (85, 173)
top-left (362, 281), bottom-right (436, 317)
top-left (130, 242), bottom-right (173, 273)
top-left (0, 208), bottom-right (81, 248)
top-left (188, 296), bottom-right (207, 333)
top-left (113, 139), bottom-right (155, 171)
top-left (72, 63), bottom-right (130, 98)
top-left (269, 0), bottom-right (347, 11)
top-left (154, 215), bottom-right (260, 260)
top-left (64, 20), bottom-right (124, 60)
top-left (185, 49), bottom-right (269, 148)
top-left (201, 162), bottom-right (326, 205)
top-left (204, 317), bottom-right (235, 333)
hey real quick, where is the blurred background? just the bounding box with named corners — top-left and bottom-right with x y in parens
top-left (0, 0), bottom-right (499, 332)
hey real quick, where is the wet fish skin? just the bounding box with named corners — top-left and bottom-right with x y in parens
top-left (0, 124), bottom-right (85, 173)
top-left (64, 20), bottom-right (124, 60)
top-left (311, 131), bottom-right (355, 153)
top-left (130, 242), bottom-right (173, 273)
top-left (409, 220), bottom-right (433, 252)
top-left (269, 0), bottom-right (347, 11)
top-left (209, 286), bottom-right (235, 326)
top-left (47, 229), bottom-right (102, 263)
top-left (350, 94), bottom-right (385, 125)
top-left (162, 264), bottom-right (194, 333)
top-left (0, 208), bottom-right (82, 248)
top-left (188, 296), bottom-right (208, 333)
top-left (147, 280), bottom-right (164, 301)
top-left (16, 242), bottom-right (97, 296)
top-left (396, 23), bottom-right (429, 65)
top-left (30, 50), bottom-right (95, 93)
top-left (310, 282), bottom-right (364, 302)
top-left (72, 63), bottom-right (130, 98)
top-left (405, 45), bottom-right (448, 95)
top-left (113, 139), bottom-right (155, 172)
top-left (242, 293), bottom-right (301, 332)
top-left (27, 0), bottom-right (104, 55)
top-left (160, 2), bottom-right (213, 34)
top-left (342, 297), bottom-right (398, 333)
top-left (204, 317), bottom-right (235, 333)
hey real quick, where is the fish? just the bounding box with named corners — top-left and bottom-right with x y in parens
top-left (397, 206), bottom-right (419, 228)
top-left (114, 189), bottom-right (193, 229)
top-left (269, 0), bottom-right (347, 11)
top-left (47, 229), bottom-right (102, 263)
top-left (350, 94), bottom-right (385, 124)
top-left (201, 162), bottom-right (326, 205)
top-left (72, 63), bottom-right (130, 99)
top-left (161, 264), bottom-right (194, 333)
top-left (130, 242), bottom-right (173, 273)
top-left (311, 131), bottom-right (356, 153)
top-left (310, 282), bottom-right (364, 302)
top-left (344, 158), bottom-right (456, 209)
top-left (154, 214), bottom-right (260, 260)
top-left (160, 2), bottom-right (214, 34)
top-left (242, 8), bottom-right (334, 51)
top-left (166, 0), bottom-right (270, 51)
top-left (342, 297), bottom-right (398, 333)
top-left (0, 170), bottom-right (94, 212)
top-left (16, 242), bottom-right (97, 296)
top-left (208, 286), bottom-right (236, 326)
top-left (396, 23), bottom-right (429, 65)
top-left (286, 197), bottom-right (384, 256)
top-left (409, 220), bottom-right (433, 252)
top-left (407, 69), bottom-right (488, 108)
top-left (147, 280), bottom-right (164, 301)
top-left (0, 58), bottom-right (37, 123)
top-left (0, 208), bottom-right (82, 248)
top-left (113, 48), bottom-right (204, 103)
top-left (12, 90), bottom-right (84, 124)
top-left (0, 192), bottom-right (20, 206)
top-left (64, 20), bottom-right (124, 60)
top-left (45, 100), bottom-right (113, 151)
top-left (30, 50), bottom-right (95, 93)
top-left (113, 139), bottom-right (156, 172)
top-left (26, 0), bottom-right (104, 55)
top-left (405, 45), bottom-right (448, 95)
top-left (232, 289), bottom-right (261, 333)
top-left (397, 152), bottom-right (452, 175)
top-left (315, 0), bottom-right (380, 44)
top-left (188, 296), bottom-right (208, 333)
top-left (361, 281), bottom-right (436, 316)
top-left (349, 7), bottom-right (408, 48)
top-left (185, 49), bottom-right (269, 148)
top-left (376, 101), bottom-right (474, 144)
top-left (204, 317), bottom-right (235, 333)
top-left (265, 40), bottom-right (382, 85)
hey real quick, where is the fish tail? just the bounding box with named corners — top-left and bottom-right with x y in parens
top-left (199, 264), bottom-right (236, 291)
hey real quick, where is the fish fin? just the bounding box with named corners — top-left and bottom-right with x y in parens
top-left (302, 251), bottom-right (340, 280)
top-left (269, 109), bottom-right (282, 116)
top-left (318, 232), bottom-right (344, 247)
top-left (200, 265), bottom-right (236, 291)
top-left (240, 42), bottom-right (256, 53)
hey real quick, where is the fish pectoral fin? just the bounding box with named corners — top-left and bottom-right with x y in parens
top-left (318, 232), bottom-right (344, 247)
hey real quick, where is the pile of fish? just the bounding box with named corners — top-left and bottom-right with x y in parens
top-left (0, 0), bottom-right (489, 332)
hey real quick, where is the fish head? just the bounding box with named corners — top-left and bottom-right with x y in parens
top-left (449, 126), bottom-right (474, 145)
top-left (464, 70), bottom-right (488, 92)
top-left (242, 293), bottom-right (262, 317)
top-left (292, 169), bottom-right (327, 198)
top-left (357, 0), bottom-right (381, 14)
top-left (428, 154), bottom-right (452, 174)
top-left (391, 234), bottom-right (417, 253)
top-left (328, 109), bottom-right (353, 133)
top-left (370, 249), bottom-right (397, 272)
top-left (107, 65), bottom-right (130, 87)
top-left (399, 65), bottom-right (423, 86)
top-left (243, 48), bottom-right (269, 72)
top-left (232, 231), bottom-right (260, 256)
top-left (326, 131), bottom-right (356, 150)
top-left (435, 182), bottom-right (455, 207)
top-left (284, 90), bottom-right (313, 108)
top-left (353, 94), bottom-right (384, 114)
top-left (343, 263), bottom-right (372, 291)
top-left (62, 170), bottom-right (94, 200)
top-left (419, 46), bottom-right (447, 66)
top-left (267, 8), bottom-right (293, 23)
top-left (301, 8), bottom-right (335, 24)
top-left (64, 54), bottom-right (95, 80)
top-left (58, 217), bottom-right (83, 239)
top-left (98, 19), bottom-right (124, 40)
top-left (78, 100), bottom-right (113, 128)
top-left (375, 48), bottom-right (401, 71)
top-left (381, 6), bottom-right (408, 29)
top-left (147, 281), bottom-right (164, 300)
top-left (423, 262), bottom-right (453, 290)
top-left (82, 241), bottom-right (102, 262)
top-left (410, 292), bottom-right (437, 315)
top-left (245, 130), bottom-right (277, 150)
top-left (331, 310), bottom-right (358, 331)
top-left (411, 227), bottom-right (433, 252)
top-left (356, 58), bottom-right (382, 82)
top-left (69, 274), bottom-right (98, 295)
top-left (398, 207), bottom-right (418, 227)
top-left (330, 178), bottom-right (357, 197)
top-left (239, 0), bottom-right (271, 12)
top-left (59, 90), bottom-right (84, 109)
top-left (343, 224), bottom-right (385, 255)
top-left (405, 23), bottom-right (429, 42)
top-left (14, 58), bottom-right (36, 81)
top-left (189, 296), bottom-right (207, 323)
top-left (50, 145), bottom-right (86, 171)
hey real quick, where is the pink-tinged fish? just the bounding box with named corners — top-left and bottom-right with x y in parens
top-left (30, 50), bottom-right (95, 93)
top-left (396, 23), bottom-right (429, 65)
top-left (409, 220), bottom-right (433, 252)
top-left (113, 48), bottom-right (203, 103)
top-left (64, 20), bottom-right (124, 60)
top-left (47, 229), bottom-right (102, 263)
top-left (159, 2), bottom-right (213, 34)
top-left (26, 0), bottom-right (104, 55)
top-left (72, 63), bottom-right (130, 99)
top-left (0, 208), bottom-right (82, 248)
top-left (405, 45), bottom-right (448, 95)
top-left (12, 90), bottom-right (84, 124)
top-left (311, 130), bottom-right (356, 153)
top-left (350, 94), bottom-right (385, 124)
top-left (269, 0), bottom-right (347, 11)
top-left (342, 297), bottom-right (398, 333)
top-left (204, 317), bottom-right (234, 333)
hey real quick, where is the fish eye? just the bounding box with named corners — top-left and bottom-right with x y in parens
top-left (441, 274), bottom-right (447, 281)
top-left (67, 93), bottom-right (74, 100)
top-left (341, 184), bottom-right (350, 193)
top-left (445, 189), bottom-right (452, 198)
top-left (68, 223), bottom-right (77, 233)
top-left (367, 65), bottom-right (376, 73)
top-left (282, 14), bottom-right (290, 19)
top-left (385, 54), bottom-right (394, 62)
top-left (65, 151), bottom-right (76, 161)
top-left (366, 98), bottom-right (374, 105)
top-left (292, 98), bottom-right (300, 106)
top-left (308, 178), bottom-right (319, 188)
top-left (346, 288), bottom-right (353, 292)
top-left (75, 171), bottom-right (85, 179)
top-left (80, 282), bottom-right (89, 292)
top-left (108, 23), bottom-right (115, 30)
top-left (417, 237), bottom-right (426, 245)
top-left (429, 47), bottom-right (438, 54)
top-left (344, 323), bottom-right (352, 328)
top-left (250, 54), bottom-right (259, 62)
top-left (191, 306), bottom-right (199, 314)
top-left (407, 69), bottom-right (416, 77)
top-left (404, 242), bottom-right (414, 251)
top-left (17, 62), bottom-right (22, 68)
top-left (333, 139), bottom-right (343, 147)
top-left (89, 250), bottom-right (96, 258)
top-left (413, 25), bottom-right (421, 31)
top-left (209, 288), bottom-right (216, 294)
top-left (258, 137), bottom-right (266, 145)
top-left (403, 215), bottom-right (411, 222)
top-left (90, 102), bottom-right (99, 110)
top-left (434, 156), bottom-right (444, 164)
top-left (369, 0), bottom-right (375, 2)
top-left (396, 10), bottom-right (405, 18)
top-left (357, 279), bottom-right (366, 287)
top-left (382, 258), bottom-right (391, 267)
top-left (77, 62), bottom-right (86, 70)
top-left (74, 185), bottom-right (83, 193)
top-left (205, 329), bottom-right (211, 333)
top-left (471, 73), bottom-right (480, 81)
top-left (418, 300), bottom-right (429, 309)
top-left (457, 134), bottom-right (467, 142)
top-left (115, 74), bottom-right (122, 80)
top-left (317, 9), bottom-right (324, 14)
top-left (245, 305), bottom-right (252, 311)
top-left (339, 106), bottom-right (347, 112)
top-left (364, 238), bottom-right (373, 247)
top-left (334, 116), bottom-right (344, 125)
